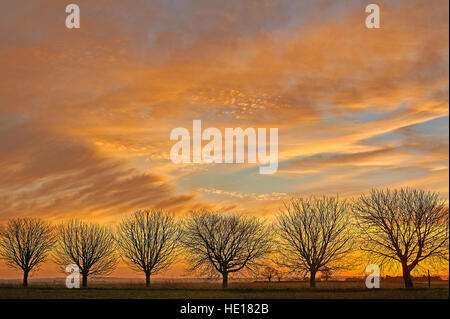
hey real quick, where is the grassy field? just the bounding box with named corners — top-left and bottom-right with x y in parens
top-left (0, 280), bottom-right (448, 299)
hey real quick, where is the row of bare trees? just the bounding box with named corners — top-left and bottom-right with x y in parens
top-left (0, 188), bottom-right (448, 289)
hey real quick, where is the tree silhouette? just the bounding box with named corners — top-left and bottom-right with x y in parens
top-left (0, 218), bottom-right (55, 287)
top-left (320, 266), bottom-right (333, 281)
top-left (275, 196), bottom-right (354, 288)
top-left (181, 211), bottom-right (272, 288)
top-left (353, 188), bottom-right (449, 288)
top-left (116, 209), bottom-right (181, 287)
top-left (275, 269), bottom-right (284, 282)
top-left (261, 266), bottom-right (278, 282)
top-left (54, 219), bottom-right (117, 288)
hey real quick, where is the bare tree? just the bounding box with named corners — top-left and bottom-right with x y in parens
top-left (181, 211), bottom-right (272, 288)
top-left (54, 219), bottom-right (118, 288)
top-left (275, 196), bottom-right (354, 288)
top-left (0, 218), bottom-right (55, 287)
top-left (353, 188), bottom-right (449, 288)
top-left (116, 209), bottom-right (181, 288)
top-left (275, 269), bottom-right (284, 282)
top-left (320, 266), bottom-right (333, 281)
top-left (261, 266), bottom-right (278, 282)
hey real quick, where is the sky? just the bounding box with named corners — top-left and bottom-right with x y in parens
top-left (0, 0), bottom-right (448, 279)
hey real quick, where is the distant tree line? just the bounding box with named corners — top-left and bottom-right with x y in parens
top-left (0, 188), bottom-right (448, 289)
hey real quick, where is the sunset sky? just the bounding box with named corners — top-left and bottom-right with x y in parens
top-left (0, 0), bottom-right (448, 278)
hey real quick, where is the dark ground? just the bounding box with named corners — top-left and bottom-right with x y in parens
top-left (0, 280), bottom-right (448, 299)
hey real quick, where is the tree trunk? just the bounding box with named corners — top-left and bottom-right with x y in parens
top-left (145, 272), bottom-right (151, 288)
top-left (82, 273), bottom-right (88, 288)
top-left (401, 263), bottom-right (413, 288)
top-left (23, 270), bottom-right (29, 287)
top-left (309, 270), bottom-right (317, 288)
top-left (222, 271), bottom-right (228, 289)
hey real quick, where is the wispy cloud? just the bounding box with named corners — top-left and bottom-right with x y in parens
top-left (0, 0), bottom-right (447, 232)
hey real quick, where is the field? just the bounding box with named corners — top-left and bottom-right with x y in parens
top-left (0, 280), bottom-right (448, 299)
